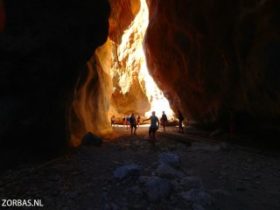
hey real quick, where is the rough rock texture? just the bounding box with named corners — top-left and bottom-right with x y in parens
top-left (1, 0), bottom-right (280, 153)
top-left (109, 0), bottom-right (140, 43)
top-left (70, 0), bottom-right (152, 145)
top-left (0, 0), bottom-right (110, 151)
top-left (159, 152), bottom-right (181, 168)
top-left (113, 163), bottom-right (141, 180)
top-left (81, 132), bottom-right (103, 146)
top-left (145, 0), bottom-right (280, 130)
top-left (70, 40), bottom-right (114, 146)
top-left (108, 0), bottom-right (150, 118)
top-left (140, 176), bottom-right (172, 202)
top-left (2, 129), bottom-right (280, 209)
top-left (111, 75), bottom-right (150, 115)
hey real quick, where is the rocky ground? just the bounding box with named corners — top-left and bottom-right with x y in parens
top-left (0, 126), bottom-right (280, 210)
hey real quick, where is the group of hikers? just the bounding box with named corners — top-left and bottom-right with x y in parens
top-left (111, 110), bottom-right (185, 140)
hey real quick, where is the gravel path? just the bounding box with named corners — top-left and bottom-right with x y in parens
top-left (0, 127), bottom-right (280, 210)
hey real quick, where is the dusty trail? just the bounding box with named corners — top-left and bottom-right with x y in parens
top-left (0, 127), bottom-right (280, 210)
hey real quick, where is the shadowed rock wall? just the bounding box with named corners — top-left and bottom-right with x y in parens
top-left (0, 0), bottom-right (110, 151)
top-left (145, 0), bottom-right (280, 131)
top-left (1, 0), bottom-right (280, 153)
top-left (70, 40), bottom-right (114, 146)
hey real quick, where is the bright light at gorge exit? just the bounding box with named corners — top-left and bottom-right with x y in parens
top-left (117, 0), bottom-right (174, 118)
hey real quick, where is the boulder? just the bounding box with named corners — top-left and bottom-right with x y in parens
top-left (81, 132), bottom-right (103, 146)
top-left (181, 189), bottom-right (213, 207)
top-left (113, 164), bottom-right (141, 180)
top-left (139, 176), bottom-right (172, 202)
top-left (155, 163), bottom-right (184, 179)
top-left (172, 176), bottom-right (203, 191)
top-left (159, 152), bottom-right (181, 168)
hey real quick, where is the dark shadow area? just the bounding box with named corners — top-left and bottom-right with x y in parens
top-left (0, 0), bottom-right (110, 171)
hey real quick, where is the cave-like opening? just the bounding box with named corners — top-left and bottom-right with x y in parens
top-left (112, 0), bottom-right (174, 119)
top-left (64, 0), bottom-right (280, 147)
top-left (70, 0), bottom-right (174, 146)
top-left (1, 0), bottom-right (280, 209)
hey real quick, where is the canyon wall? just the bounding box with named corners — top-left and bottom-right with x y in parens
top-left (109, 0), bottom-right (140, 44)
top-left (70, 0), bottom-right (153, 145)
top-left (0, 0), bottom-right (110, 151)
top-left (108, 0), bottom-right (151, 120)
top-left (145, 0), bottom-right (280, 131)
top-left (1, 0), bottom-right (280, 152)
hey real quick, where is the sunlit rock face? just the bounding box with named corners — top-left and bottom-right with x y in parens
top-left (108, 0), bottom-right (152, 119)
top-left (70, 0), bottom-right (142, 145)
top-left (70, 0), bottom-right (162, 145)
top-left (2, 0), bottom-right (278, 153)
top-left (0, 0), bottom-right (110, 151)
top-left (70, 40), bottom-right (114, 146)
top-left (145, 0), bottom-right (280, 129)
top-left (109, 0), bottom-right (140, 43)
top-left (109, 0), bottom-right (151, 117)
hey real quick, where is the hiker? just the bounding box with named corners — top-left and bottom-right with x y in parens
top-left (137, 115), bottom-right (141, 127)
top-left (160, 111), bottom-right (168, 132)
top-left (178, 110), bottom-right (184, 133)
top-left (123, 116), bottom-right (129, 129)
top-left (144, 111), bottom-right (160, 140)
top-left (130, 113), bottom-right (137, 135)
top-left (123, 116), bottom-right (126, 127)
top-left (126, 116), bottom-right (130, 129)
top-left (111, 115), bottom-right (115, 127)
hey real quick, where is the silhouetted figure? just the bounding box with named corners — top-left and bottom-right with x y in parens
top-left (111, 115), bottom-right (115, 127)
top-left (126, 116), bottom-right (130, 130)
top-left (137, 115), bottom-right (141, 127)
top-left (144, 111), bottom-right (160, 140)
top-left (123, 116), bottom-right (126, 127)
top-left (160, 111), bottom-right (168, 132)
top-left (123, 116), bottom-right (129, 129)
top-left (178, 111), bottom-right (184, 133)
top-left (130, 113), bottom-right (137, 135)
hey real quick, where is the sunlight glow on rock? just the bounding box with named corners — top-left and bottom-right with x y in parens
top-left (116, 0), bottom-right (174, 118)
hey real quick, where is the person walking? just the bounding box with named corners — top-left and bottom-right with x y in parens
top-left (123, 116), bottom-right (126, 127)
top-left (137, 115), bottom-right (141, 127)
top-left (111, 115), bottom-right (115, 127)
top-left (144, 111), bottom-right (160, 140)
top-left (160, 111), bottom-right (168, 132)
top-left (126, 115), bottom-right (130, 130)
top-left (129, 113), bottom-right (137, 135)
top-left (178, 111), bottom-right (184, 133)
